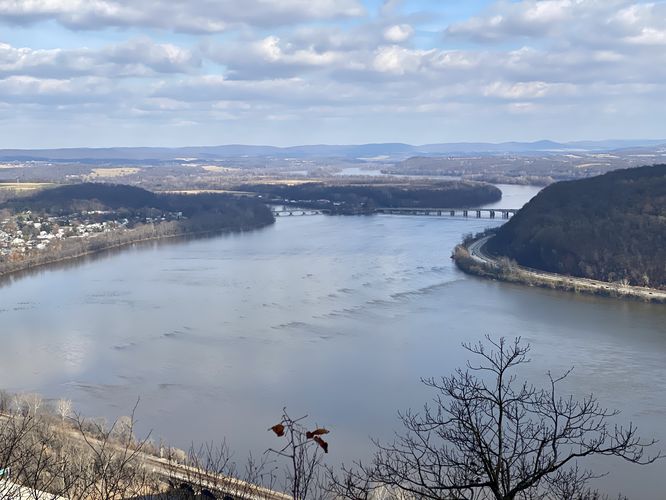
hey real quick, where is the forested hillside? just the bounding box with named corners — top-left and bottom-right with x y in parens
top-left (486, 165), bottom-right (666, 288)
top-left (3, 182), bottom-right (273, 222)
top-left (237, 180), bottom-right (501, 212)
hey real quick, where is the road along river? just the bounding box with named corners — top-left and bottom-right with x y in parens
top-left (0, 185), bottom-right (665, 498)
top-left (467, 235), bottom-right (666, 302)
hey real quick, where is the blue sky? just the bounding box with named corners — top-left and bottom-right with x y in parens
top-left (0, 0), bottom-right (665, 148)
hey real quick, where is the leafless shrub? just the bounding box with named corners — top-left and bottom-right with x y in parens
top-left (267, 409), bottom-right (331, 500)
top-left (331, 337), bottom-right (661, 500)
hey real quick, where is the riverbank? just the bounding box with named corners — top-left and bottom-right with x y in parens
top-left (453, 235), bottom-right (666, 304)
top-left (0, 218), bottom-right (274, 283)
top-left (2, 213), bottom-right (664, 499)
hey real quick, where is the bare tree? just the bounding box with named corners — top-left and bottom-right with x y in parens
top-left (334, 337), bottom-right (661, 500)
top-left (0, 390), bottom-right (12, 413)
top-left (0, 404), bottom-right (83, 500)
top-left (0, 411), bottom-right (39, 498)
top-left (267, 409), bottom-right (331, 500)
top-left (165, 440), bottom-right (279, 500)
top-left (72, 400), bottom-right (157, 500)
top-left (0, 392), bottom-right (162, 499)
top-left (13, 393), bottom-right (43, 417)
top-left (55, 399), bottom-right (73, 423)
top-left (8, 418), bottom-right (79, 500)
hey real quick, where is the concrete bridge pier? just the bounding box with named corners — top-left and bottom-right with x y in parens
top-left (489, 210), bottom-right (495, 218)
top-left (463, 210), bottom-right (468, 217)
top-left (476, 210), bottom-right (481, 218)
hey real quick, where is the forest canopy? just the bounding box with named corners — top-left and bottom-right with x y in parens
top-left (236, 179), bottom-right (501, 211)
top-left (1, 182), bottom-right (273, 222)
top-left (487, 165), bottom-right (666, 288)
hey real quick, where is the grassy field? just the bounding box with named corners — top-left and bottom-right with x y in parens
top-left (252, 178), bottom-right (313, 185)
top-left (158, 189), bottom-right (258, 196)
top-left (0, 182), bottom-right (54, 191)
top-left (0, 163), bottom-right (28, 169)
top-left (201, 165), bottom-right (241, 173)
top-left (88, 167), bottom-right (141, 178)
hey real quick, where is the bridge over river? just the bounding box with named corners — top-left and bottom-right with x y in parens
top-left (271, 207), bottom-right (519, 219)
top-left (272, 208), bottom-right (328, 216)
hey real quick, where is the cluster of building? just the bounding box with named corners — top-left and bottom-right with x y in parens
top-left (0, 211), bottom-right (129, 258)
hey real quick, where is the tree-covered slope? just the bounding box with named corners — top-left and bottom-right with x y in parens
top-left (486, 165), bottom-right (666, 288)
top-left (6, 183), bottom-right (159, 211)
top-left (3, 182), bottom-right (273, 222)
top-left (238, 180), bottom-right (501, 210)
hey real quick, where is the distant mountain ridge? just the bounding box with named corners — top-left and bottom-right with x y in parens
top-left (1, 139), bottom-right (665, 162)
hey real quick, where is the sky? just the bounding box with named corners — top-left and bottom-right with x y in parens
top-left (1, 0), bottom-right (666, 148)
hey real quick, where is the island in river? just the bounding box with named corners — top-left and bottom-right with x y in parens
top-left (235, 178), bottom-right (502, 214)
top-left (0, 179), bottom-right (502, 278)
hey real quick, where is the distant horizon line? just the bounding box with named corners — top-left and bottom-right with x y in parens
top-left (2, 138), bottom-right (666, 151)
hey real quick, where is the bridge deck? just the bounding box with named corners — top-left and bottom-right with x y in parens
top-left (271, 209), bottom-right (328, 216)
top-left (374, 207), bottom-right (518, 218)
top-left (270, 207), bottom-right (520, 218)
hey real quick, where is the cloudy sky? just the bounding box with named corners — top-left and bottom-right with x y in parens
top-left (1, 0), bottom-right (665, 148)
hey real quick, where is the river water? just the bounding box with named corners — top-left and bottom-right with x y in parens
top-left (1, 184), bottom-right (665, 498)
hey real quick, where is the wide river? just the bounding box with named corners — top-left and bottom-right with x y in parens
top-left (1, 185), bottom-right (665, 498)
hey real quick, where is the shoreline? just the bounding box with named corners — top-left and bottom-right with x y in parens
top-left (453, 235), bottom-right (666, 304)
top-left (0, 221), bottom-right (273, 284)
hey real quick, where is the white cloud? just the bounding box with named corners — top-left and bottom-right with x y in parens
top-left (1, 0), bottom-right (666, 146)
top-left (0, 39), bottom-right (199, 78)
top-left (203, 35), bottom-right (356, 80)
top-left (614, 3), bottom-right (666, 46)
top-left (372, 45), bottom-right (431, 74)
top-left (105, 39), bottom-right (199, 73)
top-left (0, 75), bottom-right (115, 104)
top-left (383, 24), bottom-right (414, 43)
top-left (254, 36), bottom-right (344, 66)
top-left (446, 0), bottom-right (627, 42)
top-left (153, 75), bottom-right (334, 105)
top-left (626, 27), bottom-right (666, 45)
top-left (482, 81), bottom-right (575, 100)
top-left (0, 0), bottom-right (365, 32)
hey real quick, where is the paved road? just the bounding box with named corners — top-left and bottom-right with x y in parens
top-left (0, 412), bottom-right (289, 500)
top-left (467, 236), bottom-right (494, 265)
top-left (466, 236), bottom-right (666, 302)
top-left (141, 453), bottom-right (291, 500)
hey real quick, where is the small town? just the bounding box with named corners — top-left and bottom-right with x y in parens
top-left (0, 210), bottom-right (181, 261)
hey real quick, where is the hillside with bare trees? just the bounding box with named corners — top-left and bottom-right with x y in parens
top-left (486, 165), bottom-right (666, 289)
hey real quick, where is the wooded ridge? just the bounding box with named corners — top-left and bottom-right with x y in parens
top-left (486, 165), bottom-right (666, 289)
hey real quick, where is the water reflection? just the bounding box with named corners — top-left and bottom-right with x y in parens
top-left (0, 207), bottom-right (664, 498)
top-left (0, 230), bottom-right (252, 290)
top-left (481, 184), bottom-right (542, 209)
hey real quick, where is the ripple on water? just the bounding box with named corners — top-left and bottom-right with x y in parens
top-left (113, 342), bottom-right (137, 351)
top-left (271, 321), bottom-right (310, 330)
top-left (1, 212), bottom-right (664, 499)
